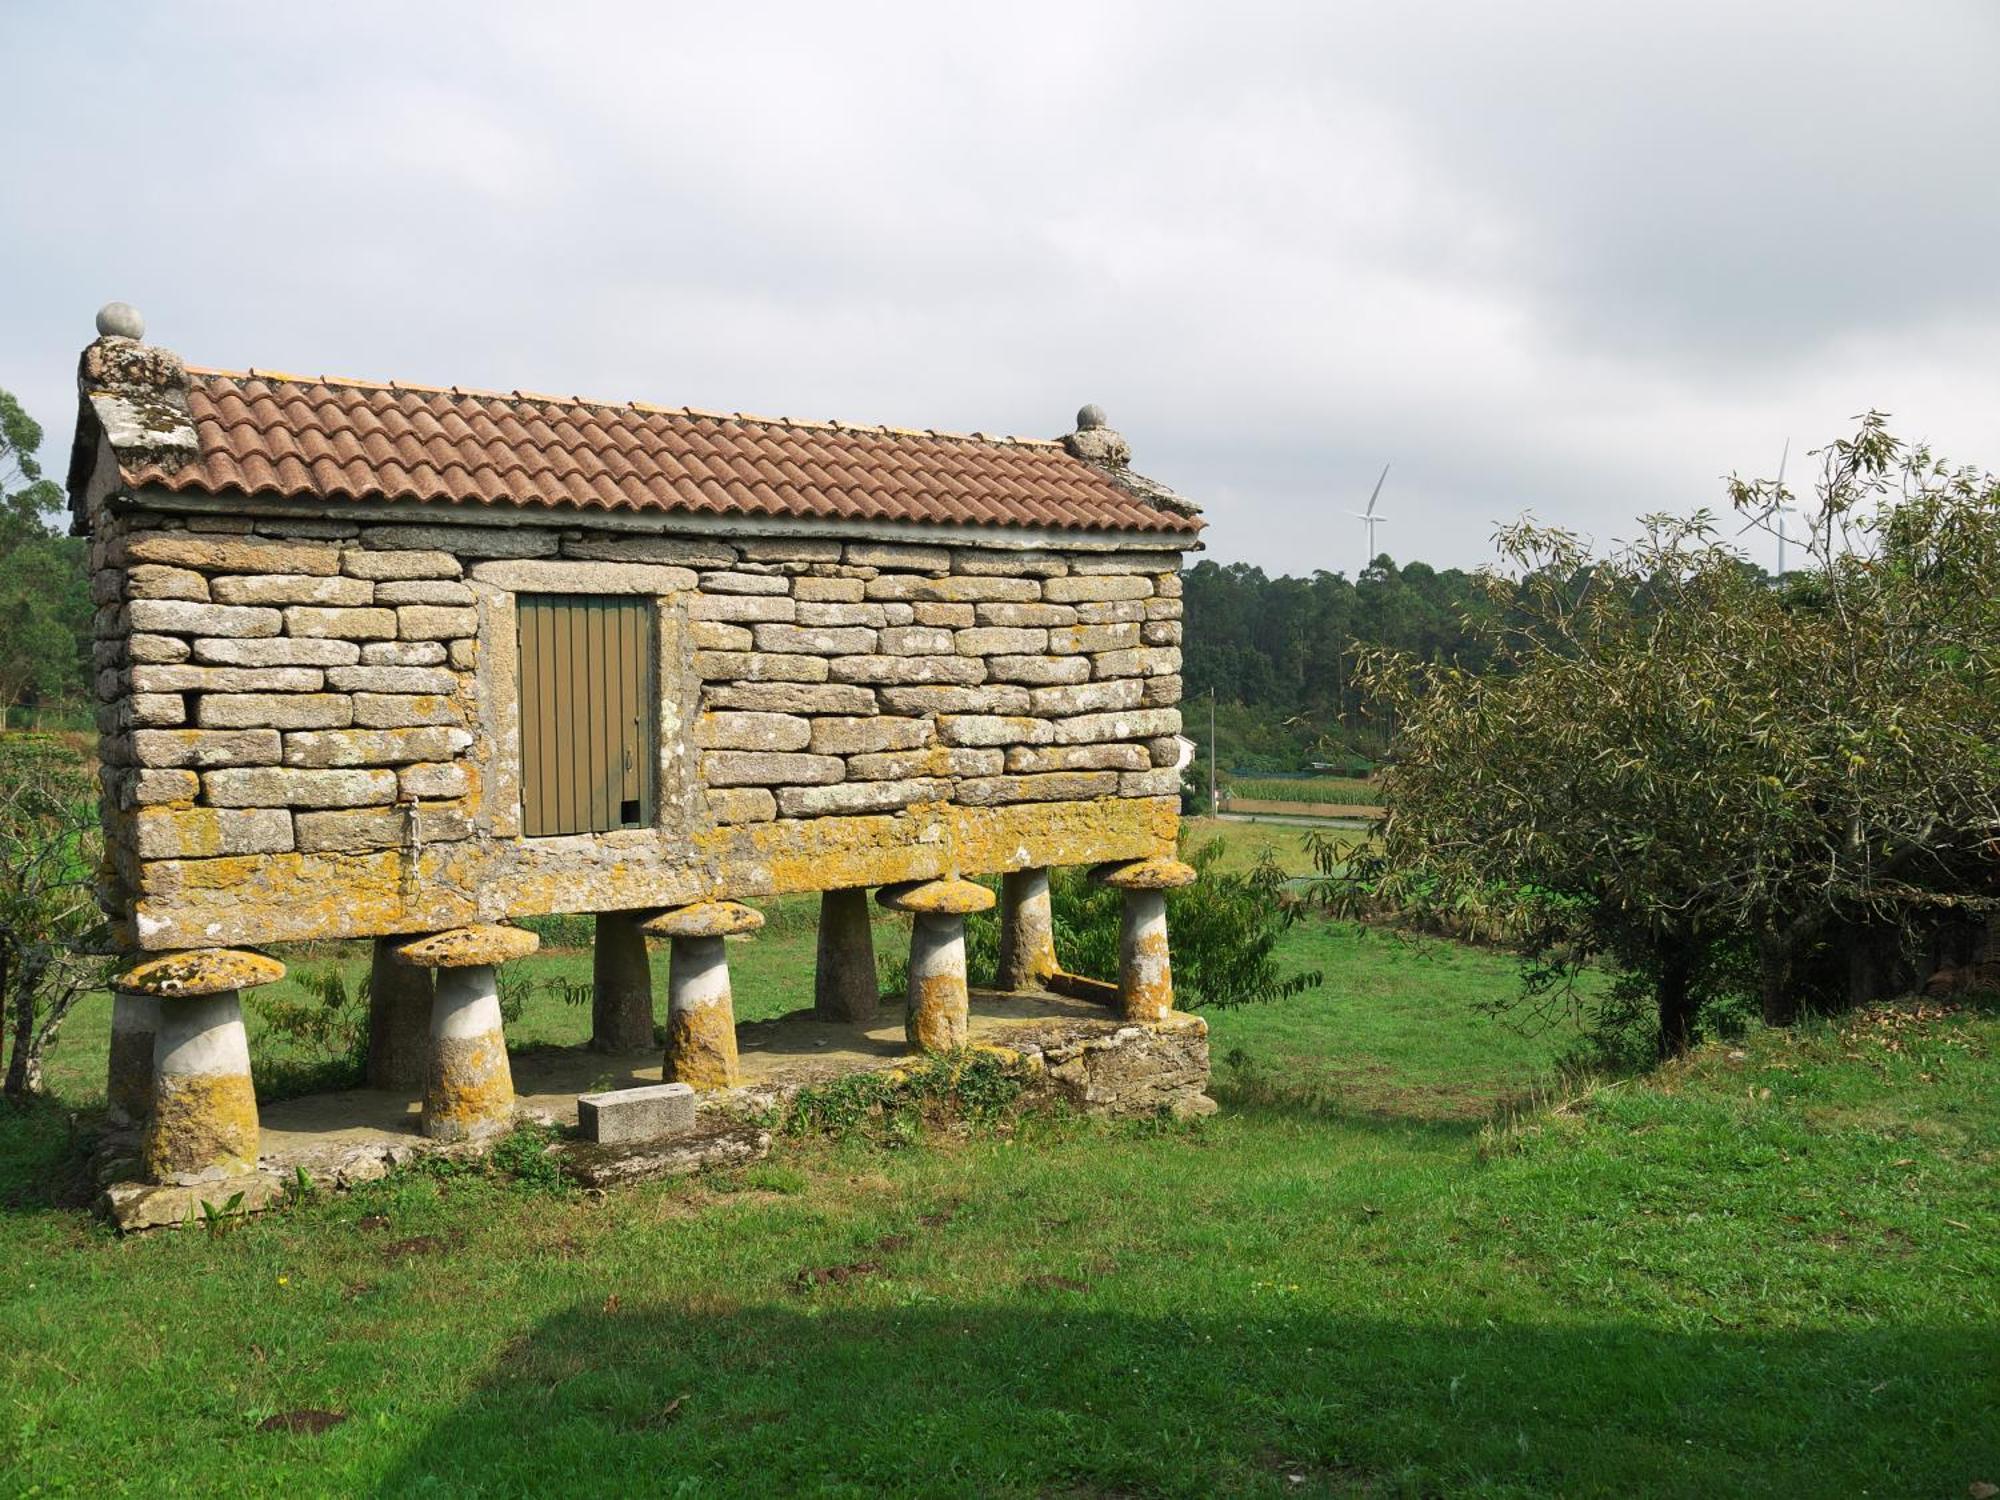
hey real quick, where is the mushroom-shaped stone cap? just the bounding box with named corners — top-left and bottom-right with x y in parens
top-left (1091, 857), bottom-right (1198, 891)
top-left (876, 877), bottom-right (997, 915)
top-left (640, 900), bottom-right (765, 939)
top-left (116, 947), bottom-right (286, 997)
top-left (392, 923), bottom-right (540, 969)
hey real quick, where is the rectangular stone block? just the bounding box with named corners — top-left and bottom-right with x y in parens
top-left (775, 778), bottom-right (947, 817)
top-left (468, 560), bottom-right (696, 594)
top-left (400, 762), bottom-right (469, 799)
top-left (848, 747), bottom-right (1000, 780)
top-left (203, 767), bottom-right (399, 809)
top-left (131, 665), bottom-right (325, 694)
top-left (937, 714), bottom-right (1055, 748)
top-left (846, 542), bottom-right (951, 572)
top-left (701, 570), bottom-right (790, 596)
top-left (1141, 675), bottom-right (1182, 708)
top-left (752, 623), bottom-right (876, 656)
top-left (130, 633), bottom-right (192, 664)
top-left (1044, 574), bottom-right (1153, 603)
top-left (690, 621), bottom-right (754, 651)
top-left (125, 694), bottom-right (187, 728)
top-left (1029, 679), bottom-right (1144, 717)
top-left (397, 606), bottom-right (479, 640)
top-left (1050, 707), bottom-right (1181, 745)
top-left (955, 626), bottom-right (1046, 656)
top-left (702, 750), bottom-right (845, 787)
top-left (372, 580), bottom-right (476, 606)
top-left (795, 601), bottom-right (887, 627)
top-left (693, 651), bottom-right (830, 683)
top-left (341, 548), bottom-right (463, 580)
top-left (564, 536), bottom-right (737, 568)
top-left (364, 525), bottom-right (558, 558)
top-left (294, 803), bottom-right (473, 853)
top-left (954, 772), bottom-right (1120, 805)
top-left (358, 640), bottom-right (447, 666)
top-left (127, 599), bottom-right (282, 638)
top-left (1092, 647), bottom-right (1181, 679)
top-left (708, 786), bottom-right (778, 823)
top-left (1071, 551), bottom-right (1174, 576)
top-left (1048, 623), bottom-right (1141, 654)
top-left (864, 575), bottom-right (1039, 603)
top-left (736, 537), bottom-right (843, 564)
top-left (1074, 599), bottom-right (1146, 625)
top-left (1120, 769), bottom-right (1184, 798)
top-left (876, 684), bottom-right (1030, 716)
top-left (792, 576), bottom-right (864, 603)
top-left (132, 728), bottom-right (283, 769)
top-left (352, 693), bottom-right (464, 728)
top-left (703, 682), bottom-right (878, 714)
top-left (194, 636), bottom-right (360, 667)
top-left (1145, 596), bottom-right (1182, 620)
top-left (693, 711), bottom-right (812, 751)
top-left (197, 694), bottom-right (354, 730)
top-left (135, 806), bottom-right (293, 859)
top-left (211, 574), bottom-right (376, 607)
top-left (877, 625), bottom-right (956, 656)
top-left (120, 768), bottom-right (202, 807)
top-left (1148, 735), bottom-right (1182, 767)
top-left (985, 654), bottom-right (1091, 686)
top-left (911, 602), bottom-right (976, 628)
top-left (579, 1082), bottom-right (696, 1146)
top-left (689, 593), bottom-right (796, 624)
top-left (285, 605), bottom-right (398, 640)
top-left (326, 666), bottom-right (461, 695)
top-left (953, 547), bottom-right (1068, 578)
top-left (126, 564), bottom-right (208, 602)
top-left (123, 535), bottom-right (340, 576)
top-left (1156, 572), bottom-right (1183, 598)
top-left (284, 727), bottom-right (473, 767)
top-left (1006, 743), bottom-right (1151, 773)
top-left (973, 601), bottom-right (1075, 627)
top-left (1141, 620), bottom-right (1182, 646)
top-left (827, 655), bottom-right (983, 686)
top-left (807, 716), bottom-right (934, 755)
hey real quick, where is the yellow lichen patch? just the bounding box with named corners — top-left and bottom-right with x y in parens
top-left (665, 1005), bottom-right (739, 1090)
top-left (907, 967), bottom-right (969, 1054)
top-left (1095, 856), bottom-right (1199, 891)
top-left (1123, 923), bottom-right (1175, 1023)
top-left (395, 923), bottom-right (539, 969)
top-left (423, 1032), bottom-right (515, 1140)
top-left (117, 948), bottom-right (286, 997)
top-left (144, 1072), bottom-right (258, 1182)
top-left (876, 877), bottom-right (995, 915)
top-left (641, 901), bottom-right (764, 939)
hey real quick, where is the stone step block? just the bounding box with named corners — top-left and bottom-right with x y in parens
top-left (577, 1082), bottom-right (697, 1145)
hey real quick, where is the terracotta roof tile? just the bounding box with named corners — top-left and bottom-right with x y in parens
top-left (121, 370), bottom-right (1201, 536)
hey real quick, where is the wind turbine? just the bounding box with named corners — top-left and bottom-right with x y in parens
top-left (1739, 439), bottom-right (1798, 577)
top-left (1353, 464), bottom-right (1391, 565)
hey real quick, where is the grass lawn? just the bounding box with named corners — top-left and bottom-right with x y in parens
top-left (2, 891), bottom-right (1996, 1495)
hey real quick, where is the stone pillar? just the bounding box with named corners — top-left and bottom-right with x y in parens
top-left (591, 911), bottom-right (657, 1052)
top-left (643, 901), bottom-right (764, 1090)
top-left (996, 867), bottom-right (1059, 991)
top-left (814, 887), bottom-right (878, 1023)
top-left (391, 924), bottom-right (540, 1142)
top-left (113, 948), bottom-right (286, 1184)
top-left (105, 989), bottom-right (160, 1128)
top-left (1092, 858), bottom-right (1198, 1024)
top-left (366, 937), bottom-right (433, 1090)
top-left (878, 878), bottom-right (996, 1054)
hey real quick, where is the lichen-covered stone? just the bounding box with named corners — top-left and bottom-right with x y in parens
top-left (938, 714), bottom-right (1054, 748)
top-left (197, 694), bottom-right (353, 730)
top-left (284, 726), bottom-right (473, 767)
top-left (1006, 743), bottom-right (1150, 773)
top-left (1048, 622), bottom-right (1141, 654)
top-left (193, 635), bottom-right (360, 667)
top-left (120, 767), bottom-right (203, 806)
top-left (124, 694), bottom-right (187, 727)
top-left (808, 716), bottom-right (934, 755)
top-left (1044, 574), bottom-right (1152, 603)
top-left (295, 803), bottom-right (472, 853)
top-left (1092, 646), bottom-right (1181, 679)
top-left (955, 626), bottom-right (1046, 656)
top-left (130, 633), bottom-right (193, 664)
top-left (1142, 620), bottom-right (1183, 646)
top-left (116, 947), bottom-right (287, 996)
top-left (1093, 856), bottom-right (1199, 890)
top-left (708, 786), bottom-right (777, 823)
top-left (326, 665), bottom-right (461, 694)
top-left (373, 579), bottom-right (476, 606)
top-left (876, 683), bottom-right (1030, 716)
top-left (865, 575), bottom-right (1038, 603)
top-left (124, 535), bottom-right (340, 575)
top-left (973, 601), bottom-right (1075, 627)
top-left (827, 654), bottom-right (982, 686)
top-left (212, 574), bottom-right (375, 606)
top-left (1029, 679), bottom-right (1144, 716)
top-left (565, 535), bottom-right (735, 568)
top-left (358, 639), bottom-right (448, 667)
top-left (1120, 769), bottom-right (1183, 798)
top-left (877, 625), bottom-right (956, 656)
top-left (352, 693), bottom-right (464, 728)
top-left (694, 711), bottom-right (812, 752)
top-left (284, 605), bottom-right (398, 640)
top-left (365, 524), bottom-right (558, 558)
top-left (130, 665), bottom-right (323, 694)
top-left (132, 727), bottom-right (282, 768)
top-left (752, 622), bottom-right (876, 655)
top-left (847, 542), bottom-right (950, 572)
top-left (1141, 675), bottom-right (1182, 708)
top-left (203, 767), bottom-right (399, 808)
top-left (397, 606), bottom-right (479, 640)
top-left (1073, 599), bottom-right (1146, 625)
top-left (690, 621), bottom-right (754, 650)
top-left (134, 807), bottom-right (293, 858)
top-left (844, 747), bottom-right (999, 780)
top-left (794, 602), bottom-right (883, 628)
top-left (955, 772), bottom-right (1119, 805)
top-left (911, 602), bottom-right (976, 628)
top-left (693, 651), bottom-right (829, 683)
top-left (877, 878), bottom-right (995, 914)
top-left (127, 564), bottom-right (208, 602)
top-left (704, 682), bottom-right (877, 714)
top-left (985, 654), bottom-right (1091, 686)
top-left (642, 901), bottom-right (765, 938)
top-left (953, 547), bottom-right (1068, 577)
top-left (775, 778), bottom-right (947, 817)
top-left (701, 570), bottom-right (790, 595)
top-left (394, 923), bottom-right (540, 968)
top-left (128, 599), bottom-right (282, 638)
top-left (702, 750), bottom-right (844, 787)
top-left (467, 560), bottom-right (694, 594)
top-left (341, 548), bottom-right (463, 580)
top-left (1050, 707), bottom-right (1181, 745)
top-left (689, 593), bottom-right (796, 623)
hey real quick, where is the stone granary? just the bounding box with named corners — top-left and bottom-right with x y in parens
top-left (68, 303), bottom-right (1205, 1188)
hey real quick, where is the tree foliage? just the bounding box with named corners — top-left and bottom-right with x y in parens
top-left (0, 389), bottom-right (91, 716)
top-left (1324, 416), bottom-right (2000, 1058)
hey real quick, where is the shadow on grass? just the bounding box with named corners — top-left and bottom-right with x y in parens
top-left (0, 1094), bottom-right (95, 1214)
top-left (374, 1298), bottom-right (1996, 1498)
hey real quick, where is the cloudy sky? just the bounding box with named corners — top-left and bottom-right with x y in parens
top-left (4, 2), bottom-right (1995, 575)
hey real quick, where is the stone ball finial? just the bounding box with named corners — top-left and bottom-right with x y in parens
top-left (1076, 403), bottom-right (1108, 431)
top-left (95, 302), bottom-right (145, 341)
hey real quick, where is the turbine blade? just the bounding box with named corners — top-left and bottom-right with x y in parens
top-left (1364, 463), bottom-right (1390, 516)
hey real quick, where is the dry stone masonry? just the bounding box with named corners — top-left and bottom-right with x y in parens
top-left (69, 304), bottom-right (1211, 1204)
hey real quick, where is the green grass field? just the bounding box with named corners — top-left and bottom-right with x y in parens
top-left (1227, 775), bottom-right (1384, 806)
top-left (2, 883), bottom-right (1996, 1495)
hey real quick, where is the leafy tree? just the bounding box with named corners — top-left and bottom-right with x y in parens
top-left (0, 389), bottom-right (91, 717)
top-left (1322, 416), bottom-right (2000, 1058)
top-left (0, 735), bottom-right (112, 1097)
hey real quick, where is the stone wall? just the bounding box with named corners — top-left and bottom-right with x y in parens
top-left (92, 500), bottom-right (1188, 950)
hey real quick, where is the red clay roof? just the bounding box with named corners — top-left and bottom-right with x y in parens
top-left (120, 370), bottom-right (1202, 536)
